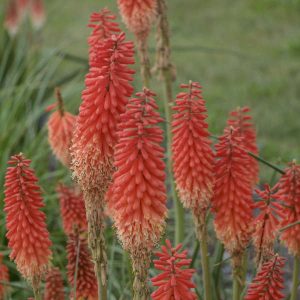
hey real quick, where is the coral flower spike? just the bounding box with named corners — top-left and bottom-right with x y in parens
top-left (47, 88), bottom-right (76, 167)
top-left (151, 240), bottom-right (197, 300)
top-left (277, 161), bottom-right (300, 256)
top-left (66, 233), bottom-right (98, 300)
top-left (57, 184), bottom-right (87, 235)
top-left (44, 267), bottom-right (65, 300)
top-left (172, 81), bottom-right (214, 214)
top-left (4, 154), bottom-right (52, 291)
top-left (4, 0), bottom-right (21, 36)
top-left (252, 184), bottom-right (284, 267)
top-left (108, 88), bottom-right (167, 299)
top-left (0, 254), bottom-right (9, 300)
top-left (29, 0), bottom-right (46, 29)
top-left (212, 127), bottom-right (254, 263)
top-left (245, 254), bottom-right (285, 300)
top-left (227, 106), bottom-right (259, 185)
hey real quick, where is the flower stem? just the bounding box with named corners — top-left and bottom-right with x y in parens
top-left (136, 35), bottom-right (151, 88)
top-left (232, 275), bottom-right (241, 300)
top-left (193, 212), bottom-right (212, 300)
top-left (291, 256), bottom-right (300, 300)
top-left (155, 0), bottom-right (184, 244)
top-left (32, 285), bottom-right (42, 300)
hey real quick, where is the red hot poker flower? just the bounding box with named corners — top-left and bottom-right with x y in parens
top-left (245, 254), bottom-right (285, 300)
top-left (88, 8), bottom-right (120, 61)
top-left (108, 88), bottom-right (167, 253)
top-left (212, 127), bottom-right (254, 255)
top-left (29, 0), bottom-right (45, 29)
top-left (4, 0), bottom-right (20, 36)
top-left (4, 154), bottom-right (52, 282)
top-left (172, 81), bottom-right (214, 212)
top-left (118, 0), bottom-right (157, 39)
top-left (151, 240), bottom-right (197, 300)
top-left (253, 184), bottom-right (284, 266)
top-left (66, 234), bottom-right (98, 300)
top-left (47, 88), bottom-right (76, 167)
top-left (71, 32), bottom-right (135, 191)
top-left (227, 106), bottom-right (259, 185)
top-left (57, 184), bottom-right (87, 235)
top-left (44, 267), bottom-right (64, 300)
top-left (0, 254), bottom-right (9, 300)
top-left (276, 161), bottom-right (300, 256)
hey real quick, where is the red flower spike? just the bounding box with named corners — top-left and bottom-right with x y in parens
top-left (44, 267), bottom-right (64, 300)
top-left (71, 32), bottom-right (135, 191)
top-left (66, 234), bottom-right (98, 300)
top-left (212, 127), bottom-right (254, 254)
top-left (57, 184), bottom-right (87, 235)
top-left (0, 254), bottom-right (9, 300)
top-left (227, 106), bottom-right (259, 185)
top-left (276, 161), bottom-right (300, 256)
top-left (108, 88), bottom-right (167, 252)
top-left (245, 254), bottom-right (285, 300)
top-left (151, 240), bottom-right (197, 300)
top-left (88, 8), bottom-right (120, 61)
top-left (253, 184), bottom-right (284, 265)
top-left (4, 0), bottom-right (21, 36)
top-left (29, 0), bottom-right (45, 29)
top-left (4, 154), bottom-right (52, 282)
top-left (118, 0), bottom-right (157, 39)
top-left (172, 81), bottom-right (214, 211)
top-left (47, 88), bottom-right (76, 167)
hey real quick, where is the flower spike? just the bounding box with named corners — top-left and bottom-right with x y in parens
top-left (212, 127), bottom-right (254, 255)
top-left (66, 233), bottom-right (98, 300)
top-left (252, 184), bottom-right (283, 266)
top-left (172, 81), bottom-right (214, 212)
top-left (245, 254), bottom-right (285, 300)
top-left (57, 184), bottom-right (87, 235)
top-left (47, 88), bottom-right (76, 167)
top-left (4, 154), bottom-right (52, 286)
top-left (44, 267), bottom-right (65, 300)
top-left (227, 106), bottom-right (259, 185)
top-left (0, 254), bottom-right (9, 300)
top-left (29, 0), bottom-right (45, 29)
top-left (108, 88), bottom-right (167, 298)
top-left (151, 240), bottom-right (197, 300)
top-left (276, 161), bottom-right (300, 256)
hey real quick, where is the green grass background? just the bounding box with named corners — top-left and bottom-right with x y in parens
top-left (0, 0), bottom-right (300, 298)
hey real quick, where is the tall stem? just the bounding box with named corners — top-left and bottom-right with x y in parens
top-left (32, 276), bottom-right (42, 300)
top-left (193, 212), bottom-right (212, 300)
top-left (232, 275), bottom-right (241, 300)
top-left (156, 0), bottom-right (184, 244)
top-left (136, 35), bottom-right (151, 88)
top-left (232, 253), bottom-right (244, 300)
top-left (291, 256), bottom-right (300, 300)
top-left (212, 242), bottom-right (224, 300)
top-left (85, 189), bottom-right (108, 300)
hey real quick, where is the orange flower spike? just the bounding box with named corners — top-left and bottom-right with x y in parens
top-left (276, 161), bottom-right (300, 256)
top-left (151, 240), bottom-right (197, 300)
top-left (245, 254), bottom-right (285, 300)
top-left (4, 0), bottom-right (21, 36)
top-left (44, 267), bottom-right (65, 300)
top-left (47, 88), bottom-right (76, 167)
top-left (172, 81), bottom-right (214, 212)
top-left (4, 154), bottom-right (52, 283)
top-left (0, 254), bottom-right (9, 300)
top-left (118, 0), bottom-right (157, 39)
top-left (227, 106), bottom-right (259, 185)
top-left (212, 127), bottom-right (254, 255)
top-left (109, 88), bottom-right (167, 252)
top-left (29, 0), bottom-right (45, 29)
top-left (253, 184), bottom-right (284, 266)
top-left (88, 8), bottom-right (120, 61)
top-left (66, 234), bottom-right (98, 300)
top-left (71, 32), bottom-right (135, 191)
top-left (108, 88), bottom-right (167, 298)
top-left (57, 184), bottom-right (87, 235)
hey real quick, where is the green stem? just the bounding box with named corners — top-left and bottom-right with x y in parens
top-left (32, 286), bottom-right (42, 300)
top-left (212, 243), bottom-right (224, 300)
top-left (291, 256), bottom-right (300, 300)
top-left (232, 275), bottom-right (241, 300)
top-left (199, 226), bottom-right (212, 300)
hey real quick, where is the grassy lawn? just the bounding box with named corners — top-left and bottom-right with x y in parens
top-left (0, 0), bottom-right (299, 298)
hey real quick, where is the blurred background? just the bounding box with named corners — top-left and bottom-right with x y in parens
top-left (0, 0), bottom-right (299, 298)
